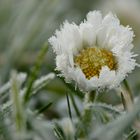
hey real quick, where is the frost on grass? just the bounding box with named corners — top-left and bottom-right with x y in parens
top-left (0, 1), bottom-right (140, 140)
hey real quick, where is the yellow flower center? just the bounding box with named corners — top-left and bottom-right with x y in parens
top-left (74, 47), bottom-right (117, 79)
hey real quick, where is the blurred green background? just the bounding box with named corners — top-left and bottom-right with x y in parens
top-left (0, 0), bottom-right (140, 119)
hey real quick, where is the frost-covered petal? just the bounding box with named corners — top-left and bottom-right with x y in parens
top-left (49, 21), bottom-right (82, 55)
top-left (56, 54), bottom-right (68, 71)
top-left (97, 13), bottom-right (134, 50)
top-left (86, 11), bottom-right (102, 29)
top-left (102, 12), bottom-right (120, 26)
top-left (85, 67), bottom-right (116, 91)
top-left (79, 22), bottom-right (96, 46)
top-left (97, 13), bottom-right (119, 47)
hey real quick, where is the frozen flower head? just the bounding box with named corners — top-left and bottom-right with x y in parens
top-left (49, 11), bottom-right (137, 92)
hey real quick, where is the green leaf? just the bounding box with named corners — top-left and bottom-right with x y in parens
top-left (92, 103), bottom-right (124, 115)
top-left (66, 92), bottom-right (72, 120)
top-left (54, 123), bottom-right (66, 140)
top-left (69, 92), bottom-right (81, 118)
top-left (90, 97), bottom-right (140, 140)
top-left (36, 102), bottom-right (53, 115)
top-left (10, 71), bottom-right (26, 133)
top-left (24, 43), bottom-right (48, 105)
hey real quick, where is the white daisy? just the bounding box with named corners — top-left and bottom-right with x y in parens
top-left (49, 11), bottom-right (137, 92)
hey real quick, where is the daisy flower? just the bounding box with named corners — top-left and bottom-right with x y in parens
top-left (49, 11), bottom-right (137, 92)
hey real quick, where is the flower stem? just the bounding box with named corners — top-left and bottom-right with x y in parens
top-left (120, 80), bottom-right (133, 111)
top-left (123, 79), bottom-right (133, 102)
top-left (77, 91), bottom-right (96, 139)
top-left (83, 91), bottom-right (95, 126)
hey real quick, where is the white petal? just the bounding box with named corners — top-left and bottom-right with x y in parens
top-left (99, 66), bottom-right (116, 87)
top-left (79, 22), bottom-right (96, 46)
top-left (86, 11), bottom-right (102, 29)
top-left (56, 54), bottom-right (68, 71)
top-left (49, 21), bottom-right (82, 55)
top-left (97, 13), bottom-right (134, 50)
top-left (102, 12), bottom-right (120, 26)
top-left (97, 13), bottom-right (120, 48)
